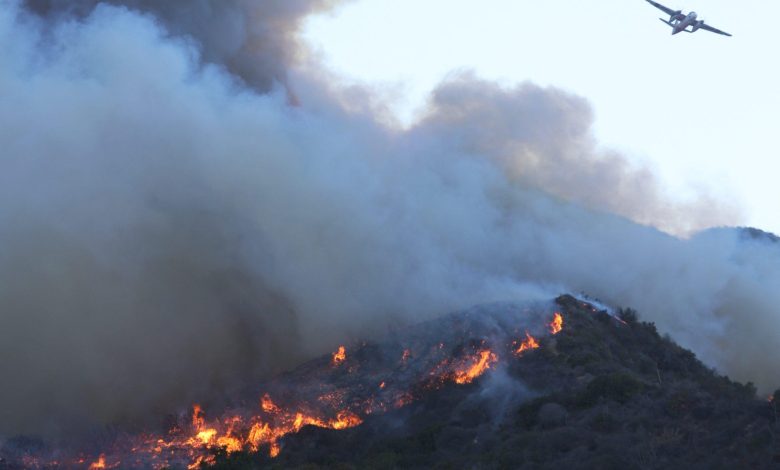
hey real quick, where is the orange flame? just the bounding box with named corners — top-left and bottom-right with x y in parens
top-left (332, 346), bottom-right (346, 366)
top-left (191, 404), bottom-right (205, 430)
top-left (215, 417), bottom-right (243, 452)
top-left (187, 455), bottom-right (215, 469)
top-left (247, 422), bottom-right (275, 452)
top-left (194, 429), bottom-right (217, 446)
top-left (17, 310), bottom-right (574, 468)
top-left (515, 332), bottom-right (540, 355)
top-left (330, 411), bottom-right (363, 429)
top-left (454, 349), bottom-right (498, 384)
top-left (549, 312), bottom-right (563, 335)
top-left (238, 394), bottom-right (363, 458)
top-left (269, 442), bottom-right (281, 458)
top-left (87, 455), bottom-right (106, 470)
top-left (261, 393), bottom-right (281, 414)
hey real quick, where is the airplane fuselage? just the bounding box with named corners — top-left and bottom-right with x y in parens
top-left (671, 11), bottom-right (700, 34)
top-left (648, 1), bottom-right (732, 37)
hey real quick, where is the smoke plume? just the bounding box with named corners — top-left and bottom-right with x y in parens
top-left (22, 0), bottom-right (346, 93)
top-left (0, 0), bottom-right (777, 437)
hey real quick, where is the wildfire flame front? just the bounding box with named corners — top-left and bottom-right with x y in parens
top-left (11, 312), bottom-right (564, 469)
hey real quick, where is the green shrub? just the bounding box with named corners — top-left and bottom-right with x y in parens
top-left (617, 307), bottom-right (639, 324)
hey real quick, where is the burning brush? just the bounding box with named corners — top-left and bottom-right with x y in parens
top-left (2, 307), bottom-right (569, 469)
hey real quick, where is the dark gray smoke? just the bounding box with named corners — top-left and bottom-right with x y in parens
top-left (0, 0), bottom-right (777, 438)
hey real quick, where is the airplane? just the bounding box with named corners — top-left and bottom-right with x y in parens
top-left (645, 0), bottom-right (732, 36)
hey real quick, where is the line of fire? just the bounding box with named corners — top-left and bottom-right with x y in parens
top-left (13, 310), bottom-right (568, 469)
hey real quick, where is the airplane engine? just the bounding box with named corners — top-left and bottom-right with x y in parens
top-left (691, 20), bottom-right (704, 31)
top-left (669, 10), bottom-right (683, 22)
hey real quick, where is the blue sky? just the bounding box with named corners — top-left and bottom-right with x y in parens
top-left (303, 0), bottom-right (780, 234)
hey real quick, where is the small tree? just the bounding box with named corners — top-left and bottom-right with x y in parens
top-left (617, 307), bottom-right (639, 324)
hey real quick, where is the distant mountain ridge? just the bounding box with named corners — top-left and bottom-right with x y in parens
top-left (740, 227), bottom-right (780, 243)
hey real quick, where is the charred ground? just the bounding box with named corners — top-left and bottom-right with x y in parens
top-left (206, 295), bottom-right (780, 469)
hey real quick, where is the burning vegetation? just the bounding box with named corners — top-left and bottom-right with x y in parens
top-left (549, 312), bottom-right (564, 335)
top-left (452, 349), bottom-right (498, 385)
top-left (331, 346), bottom-right (347, 367)
top-left (86, 456), bottom-right (106, 470)
top-left (0, 303), bottom-right (565, 469)
top-left (514, 332), bottom-right (540, 355)
top-left (2, 296), bottom-right (778, 469)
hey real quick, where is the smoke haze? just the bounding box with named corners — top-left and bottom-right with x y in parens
top-left (22, 0), bottom-right (346, 93)
top-left (0, 0), bottom-right (777, 437)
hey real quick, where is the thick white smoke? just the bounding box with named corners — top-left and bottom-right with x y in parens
top-left (0, 0), bottom-right (777, 437)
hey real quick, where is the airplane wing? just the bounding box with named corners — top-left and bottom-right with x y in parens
top-left (645, 0), bottom-right (678, 16)
top-left (699, 22), bottom-right (733, 37)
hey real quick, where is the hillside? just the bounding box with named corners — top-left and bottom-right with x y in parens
top-left (206, 295), bottom-right (780, 469)
top-left (2, 295), bottom-right (778, 469)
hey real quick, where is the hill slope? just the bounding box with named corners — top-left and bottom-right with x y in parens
top-left (2, 295), bottom-right (778, 469)
top-left (207, 295), bottom-right (780, 469)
